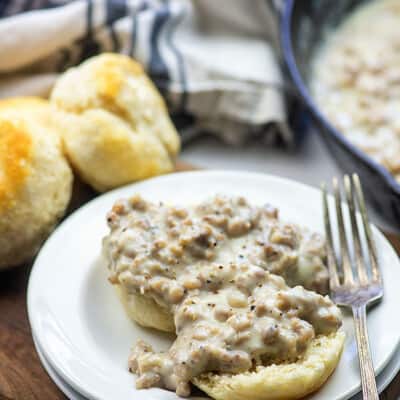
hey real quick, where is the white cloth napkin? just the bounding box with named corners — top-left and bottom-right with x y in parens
top-left (0, 0), bottom-right (291, 144)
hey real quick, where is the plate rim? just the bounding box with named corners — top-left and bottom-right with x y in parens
top-left (32, 332), bottom-right (400, 400)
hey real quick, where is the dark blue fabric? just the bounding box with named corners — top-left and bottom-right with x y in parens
top-left (22, 0), bottom-right (34, 11)
top-left (0, 0), bottom-right (69, 17)
top-left (106, 0), bottom-right (126, 52)
top-left (78, 0), bottom-right (101, 62)
top-left (0, 0), bottom-right (12, 17)
top-left (165, 0), bottom-right (187, 112)
top-left (148, 3), bottom-right (170, 92)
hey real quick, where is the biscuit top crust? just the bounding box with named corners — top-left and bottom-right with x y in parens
top-left (93, 54), bottom-right (144, 99)
top-left (0, 119), bottom-right (32, 210)
top-left (51, 53), bottom-right (180, 158)
top-left (0, 97), bottom-right (59, 211)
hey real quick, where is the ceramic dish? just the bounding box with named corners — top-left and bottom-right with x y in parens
top-left (28, 171), bottom-right (400, 400)
top-left (34, 334), bottom-right (86, 400)
top-left (280, 0), bottom-right (400, 230)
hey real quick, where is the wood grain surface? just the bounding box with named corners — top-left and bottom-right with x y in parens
top-left (0, 163), bottom-right (399, 400)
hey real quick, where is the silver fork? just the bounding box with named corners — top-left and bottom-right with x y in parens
top-left (322, 174), bottom-right (383, 400)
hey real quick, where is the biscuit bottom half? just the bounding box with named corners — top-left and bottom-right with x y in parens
top-left (115, 285), bottom-right (345, 400)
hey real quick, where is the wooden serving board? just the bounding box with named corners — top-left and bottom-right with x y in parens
top-left (0, 163), bottom-right (399, 400)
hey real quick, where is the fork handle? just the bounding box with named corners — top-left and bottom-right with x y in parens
top-left (352, 305), bottom-right (379, 400)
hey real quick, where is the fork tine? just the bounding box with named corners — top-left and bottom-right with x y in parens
top-left (322, 183), bottom-right (340, 289)
top-left (344, 175), bottom-right (369, 285)
top-left (352, 174), bottom-right (382, 284)
top-left (333, 177), bottom-right (354, 285)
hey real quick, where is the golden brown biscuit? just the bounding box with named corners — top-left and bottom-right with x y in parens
top-left (0, 97), bottom-right (73, 269)
top-left (193, 332), bottom-right (345, 400)
top-left (115, 285), bottom-right (175, 333)
top-left (51, 53), bottom-right (180, 192)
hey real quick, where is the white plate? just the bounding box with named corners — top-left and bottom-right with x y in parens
top-left (32, 333), bottom-right (400, 400)
top-left (34, 334), bottom-right (86, 400)
top-left (28, 171), bottom-right (400, 400)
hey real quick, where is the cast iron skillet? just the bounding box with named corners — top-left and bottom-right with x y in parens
top-left (280, 0), bottom-right (400, 229)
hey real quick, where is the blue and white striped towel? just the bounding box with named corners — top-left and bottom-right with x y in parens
top-left (0, 0), bottom-right (292, 145)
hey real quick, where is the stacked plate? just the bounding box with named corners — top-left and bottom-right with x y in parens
top-left (28, 171), bottom-right (400, 400)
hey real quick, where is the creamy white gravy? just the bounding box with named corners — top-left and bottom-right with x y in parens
top-left (311, 0), bottom-right (400, 182)
top-left (103, 195), bottom-right (341, 396)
